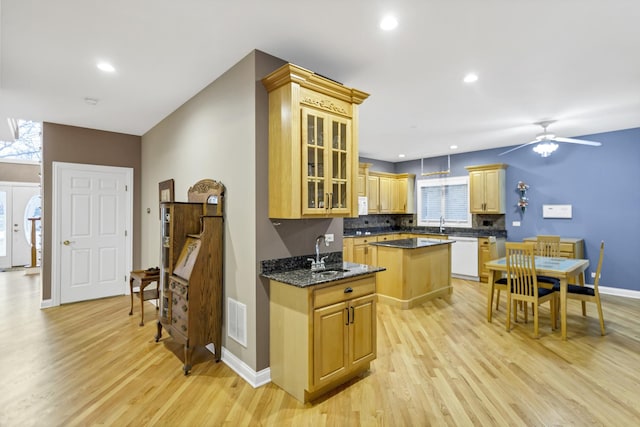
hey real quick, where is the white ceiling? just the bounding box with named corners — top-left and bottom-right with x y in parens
top-left (1, 0), bottom-right (639, 162)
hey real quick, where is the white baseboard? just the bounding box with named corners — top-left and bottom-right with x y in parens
top-left (219, 347), bottom-right (271, 388)
top-left (598, 285), bottom-right (640, 299)
top-left (40, 299), bottom-right (54, 309)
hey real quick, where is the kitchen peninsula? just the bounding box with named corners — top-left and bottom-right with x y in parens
top-left (262, 256), bottom-right (385, 403)
top-left (372, 238), bottom-right (454, 309)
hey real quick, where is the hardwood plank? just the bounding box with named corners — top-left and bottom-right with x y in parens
top-left (1, 270), bottom-right (640, 426)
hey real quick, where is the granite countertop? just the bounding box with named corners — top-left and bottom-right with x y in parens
top-left (344, 228), bottom-right (506, 238)
top-left (261, 261), bottom-right (385, 288)
top-left (370, 237), bottom-right (454, 249)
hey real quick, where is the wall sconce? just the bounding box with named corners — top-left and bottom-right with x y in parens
top-left (517, 181), bottom-right (529, 213)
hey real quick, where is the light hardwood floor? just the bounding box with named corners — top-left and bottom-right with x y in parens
top-left (1, 270), bottom-right (639, 426)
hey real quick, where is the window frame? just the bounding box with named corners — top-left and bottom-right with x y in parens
top-left (416, 176), bottom-right (472, 228)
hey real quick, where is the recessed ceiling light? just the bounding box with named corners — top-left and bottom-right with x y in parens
top-left (380, 15), bottom-right (398, 31)
top-left (97, 62), bottom-right (116, 73)
top-left (463, 73), bottom-right (478, 83)
top-left (450, 145), bottom-right (458, 150)
top-left (398, 154), bottom-right (406, 158)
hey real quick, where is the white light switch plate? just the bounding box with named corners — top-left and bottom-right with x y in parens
top-left (325, 233), bottom-right (334, 243)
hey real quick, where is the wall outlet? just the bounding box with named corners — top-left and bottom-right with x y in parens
top-left (325, 233), bottom-right (334, 243)
top-left (591, 272), bottom-right (601, 279)
top-left (512, 221), bottom-right (521, 227)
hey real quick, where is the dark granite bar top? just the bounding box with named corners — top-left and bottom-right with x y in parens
top-left (371, 237), bottom-right (454, 249)
top-left (344, 227), bottom-right (507, 239)
top-left (261, 261), bottom-right (385, 288)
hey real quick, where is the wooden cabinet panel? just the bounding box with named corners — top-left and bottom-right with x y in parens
top-left (478, 237), bottom-right (498, 282)
top-left (365, 170), bottom-right (415, 214)
top-left (349, 294), bottom-right (376, 367)
top-left (367, 175), bottom-right (379, 214)
top-left (350, 236), bottom-right (378, 265)
top-left (466, 164), bottom-right (507, 214)
top-left (262, 63), bottom-right (369, 219)
top-left (270, 274), bottom-right (377, 402)
top-left (378, 176), bottom-right (393, 213)
top-left (313, 301), bottom-right (349, 386)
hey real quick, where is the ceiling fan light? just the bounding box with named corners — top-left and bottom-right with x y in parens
top-left (536, 132), bottom-right (555, 141)
top-left (533, 142), bottom-right (558, 157)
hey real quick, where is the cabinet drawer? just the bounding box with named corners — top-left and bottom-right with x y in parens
top-left (352, 236), bottom-right (377, 245)
top-left (559, 243), bottom-right (574, 257)
top-left (170, 277), bottom-right (189, 335)
top-left (314, 277), bottom-right (375, 308)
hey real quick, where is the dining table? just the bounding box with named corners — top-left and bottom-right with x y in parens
top-left (485, 256), bottom-right (590, 340)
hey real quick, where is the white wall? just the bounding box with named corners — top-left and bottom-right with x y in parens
top-left (141, 52), bottom-right (259, 368)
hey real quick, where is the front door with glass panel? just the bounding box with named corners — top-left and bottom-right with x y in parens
top-left (0, 184), bottom-right (40, 269)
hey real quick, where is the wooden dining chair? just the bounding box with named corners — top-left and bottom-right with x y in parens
top-left (554, 241), bottom-right (606, 335)
top-left (535, 235), bottom-right (561, 257)
top-left (534, 235), bottom-right (562, 289)
top-left (505, 242), bottom-right (557, 338)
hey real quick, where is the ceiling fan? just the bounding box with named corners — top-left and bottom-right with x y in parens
top-left (499, 120), bottom-right (603, 157)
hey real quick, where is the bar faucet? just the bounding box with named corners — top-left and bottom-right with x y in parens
top-left (439, 216), bottom-right (446, 234)
top-left (308, 235), bottom-right (329, 271)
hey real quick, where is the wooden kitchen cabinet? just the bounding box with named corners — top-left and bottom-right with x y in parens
top-left (366, 170), bottom-right (415, 214)
top-left (357, 163), bottom-right (370, 197)
top-left (392, 174), bottom-right (415, 213)
top-left (378, 175), bottom-right (393, 213)
top-left (477, 237), bottom-right (505, 282)
top-left (262, 63), bottom-right (369, 219)
top-left (367, 175), bottom-right (380, 214)
top-left (270, 275), bottom-right (377, 402)
top-left (465, 164), bottom-right (508, 214)
top-left (351, 235), bottom-right (378, 266)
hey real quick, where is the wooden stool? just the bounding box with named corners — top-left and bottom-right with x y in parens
top-left (129, 269), bottom-right (160, 326)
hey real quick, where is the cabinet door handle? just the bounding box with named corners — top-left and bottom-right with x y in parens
top-left (350, 306), bottom-right (355, 324)
top-left (325, 193), bottom-right (330, 211)
top-left (344, 287), bottom-right (353, 293)
top-left (345, 307), bottom-right (350, 325)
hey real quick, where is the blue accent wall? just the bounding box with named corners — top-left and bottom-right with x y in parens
top-left (388, 127), bottom-right (640, 292)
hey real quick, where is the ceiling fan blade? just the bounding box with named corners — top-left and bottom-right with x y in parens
top-left (553, 137), bottom-right (602, 146)
top-left (498, 140), bottom-right (539, 156)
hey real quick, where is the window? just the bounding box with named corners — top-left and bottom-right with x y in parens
top-left (0, 120), bottom-right (42, 162)
top-left (416, 176), bottom-right (471, 228)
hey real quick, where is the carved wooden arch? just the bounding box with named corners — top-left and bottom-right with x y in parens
top-left (188, 179), bottom-right (225, 214)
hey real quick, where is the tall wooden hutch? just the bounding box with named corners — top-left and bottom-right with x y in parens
top-left (155, 180), bottom-right (224, 374)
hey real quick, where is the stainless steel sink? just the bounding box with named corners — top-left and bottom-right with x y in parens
top-left (314, 268), bottom-right (349, 277)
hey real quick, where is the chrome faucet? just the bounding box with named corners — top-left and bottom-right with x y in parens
top-left (439, 216), bottom-right (446, 233)
top-left (308, 235), bottom-right (329, 271)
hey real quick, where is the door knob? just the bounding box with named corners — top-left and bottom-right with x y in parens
top-left (63, 240), bottom-right (74, 246)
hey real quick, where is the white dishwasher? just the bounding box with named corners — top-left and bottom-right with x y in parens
top-left (450, 236), bottom-right (479, 280)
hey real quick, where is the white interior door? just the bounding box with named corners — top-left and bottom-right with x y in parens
top-left (54, 162), bottom-right (132, 304)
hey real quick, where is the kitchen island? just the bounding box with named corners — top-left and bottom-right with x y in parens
top-left (371, 238), bottom-right (454, 309)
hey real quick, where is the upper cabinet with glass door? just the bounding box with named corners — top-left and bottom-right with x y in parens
top-left (262, 63), bottom-right (369, 219)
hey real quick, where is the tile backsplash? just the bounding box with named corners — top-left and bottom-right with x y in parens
top-left (345, 213), bottom-right (505, 233)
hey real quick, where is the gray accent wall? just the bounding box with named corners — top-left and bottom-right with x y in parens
top-left (141, 50), bottom-right (344, 372)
